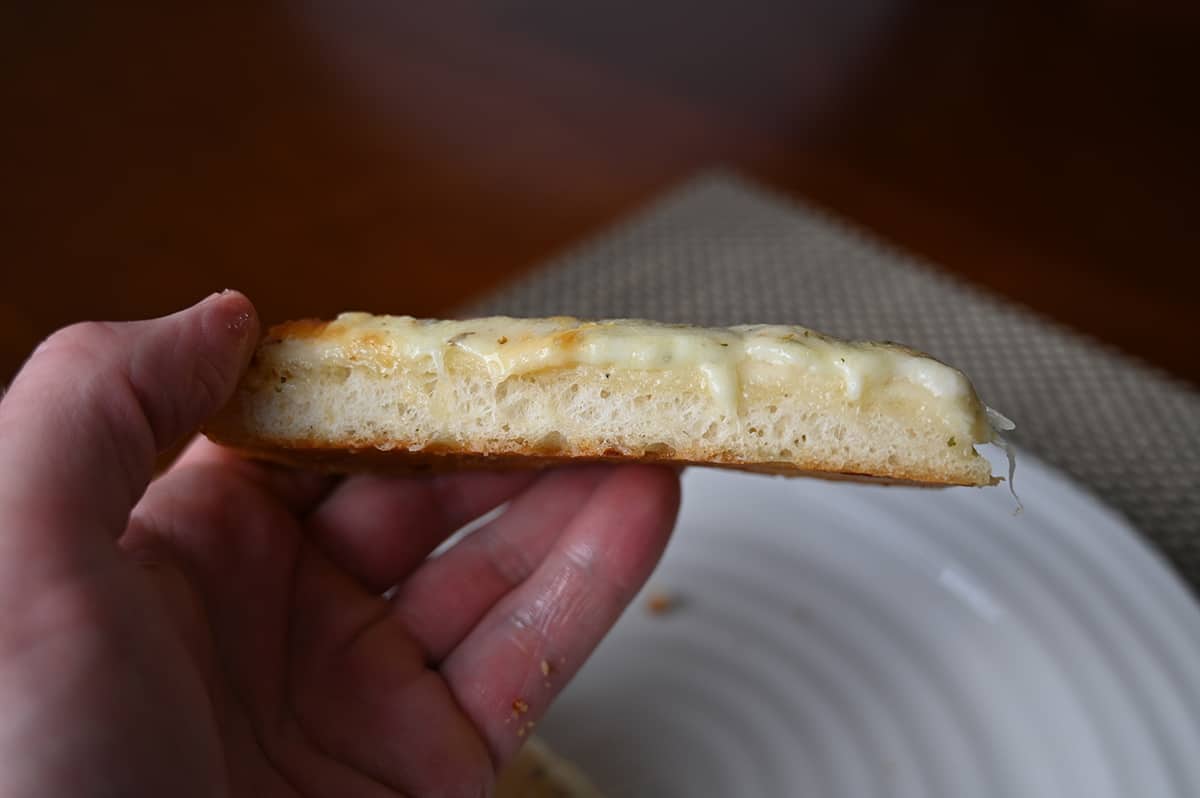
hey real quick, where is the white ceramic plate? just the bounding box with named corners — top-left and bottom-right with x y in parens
top-left (538, 448), bottom-right (1200, 797)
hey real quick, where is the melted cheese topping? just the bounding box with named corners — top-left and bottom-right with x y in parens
top-left (272, 314), bottom-right (983, 421)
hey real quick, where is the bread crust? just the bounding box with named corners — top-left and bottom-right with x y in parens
top-left (205, 430), bottom-right (994, 487)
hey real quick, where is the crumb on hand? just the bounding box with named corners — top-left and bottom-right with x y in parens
top-left (512, 698), bottom-right (529, 715)
top-left (540, 659), bottom-right (553, 677)
top-left (645, 590), bottom-right (681, 616)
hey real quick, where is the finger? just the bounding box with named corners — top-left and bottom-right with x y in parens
top-left (390, 466), bottom-right (618, 660)
top-left (125, 464), bottom-right (401, 798)
top-left (124, 460), bottom-right (300, 705)
top-left (287, 544), bottom-right (494, 798)
top-left (439, 465), bottom-right (680, 762)
top-left (0, 291), bottom-right (257, 576)
top-left (304, 470), bottom-right (537, 593)
top-left (169, 435), bottom-right (337, 517)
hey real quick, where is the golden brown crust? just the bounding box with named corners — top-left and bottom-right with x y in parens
top-left (266, 318), bottom-right (331, 341)
top-left (204, 427), bottom-right (994, 487)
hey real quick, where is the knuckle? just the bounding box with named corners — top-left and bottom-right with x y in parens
top-left (509, 566), bottom-right (602, 645)
top-left (481, 534), bottom-right (539, 588)
top-left (186, 336), bottom-right (235, 414)
top-left (561, 540), bottom-right (598, 574)
top-left (36, 320), bottom-right (117, 364)
top-left (141, 462), bottom-right (294, 555)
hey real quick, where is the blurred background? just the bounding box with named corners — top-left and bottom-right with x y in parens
top-left (3, 1), bottom-right (1197, 385)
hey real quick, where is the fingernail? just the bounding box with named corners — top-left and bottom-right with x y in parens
top-left (200, 290), bottom-right (258, 343)
top-left (226, 310), bottom-right (253, 333)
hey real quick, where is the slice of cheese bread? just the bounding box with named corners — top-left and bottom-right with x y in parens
top-left (205, 314), bottom-right (1011, 486)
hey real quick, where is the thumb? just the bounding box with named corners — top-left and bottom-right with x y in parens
top-left (0, 291), bottom-right (259, 548)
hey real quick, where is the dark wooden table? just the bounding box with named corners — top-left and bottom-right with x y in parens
top-left (4, 2), bottom-right (1198, 385)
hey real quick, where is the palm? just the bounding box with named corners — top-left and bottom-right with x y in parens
top-left (119, 441), bottom-right (678, 797)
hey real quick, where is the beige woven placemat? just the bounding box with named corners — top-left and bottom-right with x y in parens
top-left (470, 173), bottom-right (1200, 587)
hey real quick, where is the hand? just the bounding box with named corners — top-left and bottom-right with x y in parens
top-left (0, 292), bottom-right (680, 797)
